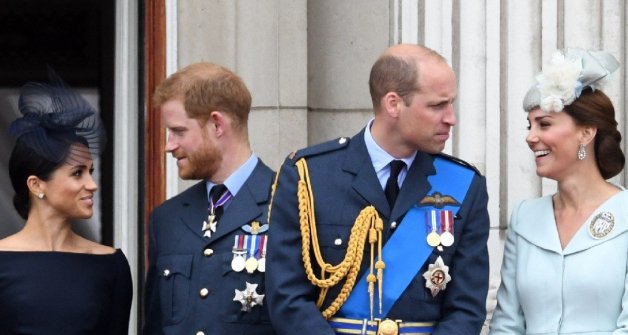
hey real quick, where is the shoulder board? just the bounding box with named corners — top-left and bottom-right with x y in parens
top-left (288, 137), bottom-right (350, 162)
top-left (435, 152), bottom-right (482, 175)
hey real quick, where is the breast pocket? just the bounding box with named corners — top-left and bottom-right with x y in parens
top-left (407, 250), bottom-right (454, 304)
top-left (156, 254), bottom-right (193, 326)
top-left (220, 253), bottom-right (272, 325)
top-left (317, 224), bottom-right (352, 266)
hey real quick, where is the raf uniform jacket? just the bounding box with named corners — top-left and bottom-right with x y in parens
top-left (265, 129), bottom-right (490, 335)
top-left (144, 160), bottom-right (276, 335)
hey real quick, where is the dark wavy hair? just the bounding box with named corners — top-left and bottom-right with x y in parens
top-left (9, 135), bottom-right (88, 219)
top-left (9, 71), bottom-right (105, 219)
top-left (564, 88), bottom-right (625, 179)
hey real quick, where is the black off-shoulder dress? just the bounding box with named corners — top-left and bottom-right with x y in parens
top-left (0, 249), bottom-right (132, 335)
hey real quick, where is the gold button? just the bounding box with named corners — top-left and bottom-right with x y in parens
top-left (377, 319), bottom-right (399, 335)
top-left (162, 269), bottom-right (171, 277)
top-left (199, 288), bottom-right (209, 298)
top-left (203, 248), bottom-right (214, 257)
top-left (196, 332), bottom-right (205, 335)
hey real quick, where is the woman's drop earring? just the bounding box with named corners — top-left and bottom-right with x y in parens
top-left (577, 144), bottom-right (586, 160)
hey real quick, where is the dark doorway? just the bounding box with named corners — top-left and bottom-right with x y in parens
top-left (0, 0), bottom-right (116, 245)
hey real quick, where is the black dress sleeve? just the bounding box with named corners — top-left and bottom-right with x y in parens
top-left (109, 250), bottom-right (133, 335)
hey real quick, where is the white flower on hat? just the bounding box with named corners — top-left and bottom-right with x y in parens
top-left (536, 51), bottom-right (583, 112)
top-left (540, 95), bottom-right (564, 113)
top-left (522, 48), bottom-right (619, 113)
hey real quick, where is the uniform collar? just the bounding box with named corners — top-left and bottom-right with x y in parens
top-left (363, 118), bottom-right (416, 187)
top-left (205, 153), bottom-right (259, 198)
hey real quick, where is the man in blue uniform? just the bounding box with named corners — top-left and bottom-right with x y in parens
top-left (144, 63), bottom-right (276, 335)
top-left (266, 44), bottom-right (490, 335)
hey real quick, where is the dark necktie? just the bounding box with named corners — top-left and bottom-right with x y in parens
top-left (203, 184), bottom-right (231, 237)
top-left (384, 160), bottom-right (405, 208)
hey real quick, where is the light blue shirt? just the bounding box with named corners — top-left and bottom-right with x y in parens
top-left (363, 119), bottom-right (416, 190)
top-left (205, 153), bottom-right (259, 207)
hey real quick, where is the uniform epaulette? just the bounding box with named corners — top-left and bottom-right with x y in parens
top-left (288, 137), bottom-right (350, 162)
top-left (436, 152), bottom-right (482, 175)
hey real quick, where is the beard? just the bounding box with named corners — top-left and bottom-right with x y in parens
top-left (178, 141), bottom-right (222, 180)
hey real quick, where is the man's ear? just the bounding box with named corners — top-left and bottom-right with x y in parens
top-left (208, 111), bottom-right (225, 136)
top-left (382, 92), bottom-right (403, 118)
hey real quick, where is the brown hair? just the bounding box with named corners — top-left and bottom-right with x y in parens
top-left (564, 88), bottom-right (625, 179)
top-left (153, 62), bottom-right (252, 132)
top-left (368, 46), bottom-right (446, 109)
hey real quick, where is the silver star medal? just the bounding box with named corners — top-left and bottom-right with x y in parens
top-left (233, 282), bottom-right (265, 312)
top-left (202, 212), bottom-right (218, 238)
top-left (422, 256), bottom-right (451, 297)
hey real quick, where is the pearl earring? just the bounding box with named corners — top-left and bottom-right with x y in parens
top-left (38, 193), bottom-right (44, 199)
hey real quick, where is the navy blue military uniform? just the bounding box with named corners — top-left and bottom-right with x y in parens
top-left (144, 161), bottom-right (276, 335)
top-left (265, 130), bottom-right (490, 335)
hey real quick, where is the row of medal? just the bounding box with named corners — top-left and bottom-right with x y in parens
top-left (425, 209), bottom-right (455, 247)
top-left (423, 209), bottom-right (455, 297)
top-left (231, 234), bottom-right (267, 273)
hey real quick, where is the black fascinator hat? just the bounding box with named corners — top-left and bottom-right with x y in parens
top-left (9, 70), bottom-right (106, 164)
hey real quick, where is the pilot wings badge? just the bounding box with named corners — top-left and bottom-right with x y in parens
top-left (419, 192), bottom-right (459, 209)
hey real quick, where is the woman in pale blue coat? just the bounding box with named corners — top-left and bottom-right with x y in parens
top-left (490, 48), bottom-right (628, 334)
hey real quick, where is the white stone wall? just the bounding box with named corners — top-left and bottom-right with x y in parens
top-left (172, 0), bottom-right (628, 332)
top-left (174, 0), bottom-right (309, 191)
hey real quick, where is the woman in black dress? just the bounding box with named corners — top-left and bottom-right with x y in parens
top-left (0, 74), bottom-right (132, 334)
